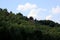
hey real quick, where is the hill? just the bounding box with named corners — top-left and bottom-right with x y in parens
top-left (0, 8), bottom-right (60, 40)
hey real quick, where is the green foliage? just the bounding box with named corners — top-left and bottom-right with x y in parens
top-left (0, 8), bottom-right (60, 40)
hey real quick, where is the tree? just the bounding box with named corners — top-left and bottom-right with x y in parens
top-left (29, 17), bottom-right (34, 20)
top-left (16, 12), bottom-right (23, 16)
top-left (0, 8), bottom-right (2, 11)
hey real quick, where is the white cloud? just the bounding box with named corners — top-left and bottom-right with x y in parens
top-left (17, 3), bottom-right (47, 19)
top-left (51, 6), bottom-right (60, 14)
top-left (17, 3), bottom-right (37, 11)
top-left (27, 8), bottom-right (47, 18)
top-left (27, 9), bottom-right (40, 18)
top-left (46, 15), bottom-right (52, 20)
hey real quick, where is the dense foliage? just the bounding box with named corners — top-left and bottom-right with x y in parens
top-left (0, 8), bottom-right (60, 40)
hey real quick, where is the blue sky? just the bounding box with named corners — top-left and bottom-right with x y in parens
top-left (0, 0), bottom-right (60, 23)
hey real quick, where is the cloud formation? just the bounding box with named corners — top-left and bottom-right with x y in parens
top-left (51, 6), bottom-right (60, 14)
top-left (27, 8), bottom-right (46, 18)
top-left (46, 15), bottom-right (52, 20)
top-left (17, 3), bottom-right (47, 19)
top-left (17, 3), bottom-right (37, 11)
top-left (27, 9), bottom-right (40, 18)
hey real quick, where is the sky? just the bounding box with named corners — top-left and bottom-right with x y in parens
top-left (0, 0), bottom-right (60, 23)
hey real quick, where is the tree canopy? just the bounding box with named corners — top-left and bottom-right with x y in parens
top-left (0, 8), bottom-right (60, 40)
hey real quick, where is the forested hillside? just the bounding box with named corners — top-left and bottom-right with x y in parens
top-left (0, 8), bottom-right (60, 40)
